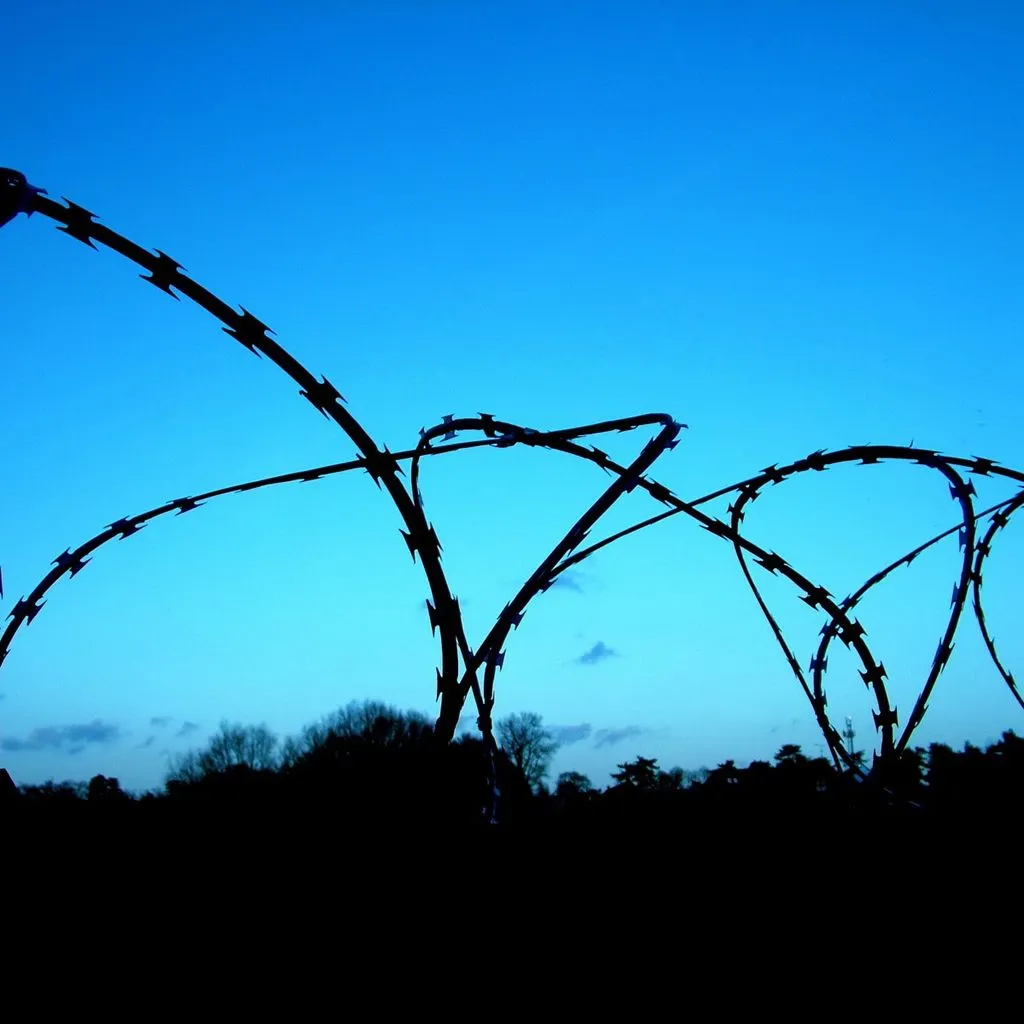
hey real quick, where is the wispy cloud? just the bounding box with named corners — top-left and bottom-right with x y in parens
top-left (150, 716), bottom-right (172, 729)
top-left (594, 726), bottom-right (646, 749)
top-left (549, 571), bottom-right (586, 594)
top-left (577, 641), bottom-right (617, 665)
top-left (549, 723), bottom-right (592, 746)
top-left (175, 721), bottom-right (200, 739)
top-left (1, 719), bottom-right (123, 753)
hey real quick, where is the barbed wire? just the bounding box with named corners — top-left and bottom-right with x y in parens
top-left (2, 168), bottom-right (1022, 794)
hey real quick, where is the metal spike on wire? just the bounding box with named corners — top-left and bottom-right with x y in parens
top-left (3, 167), bottom-right (1024, 809)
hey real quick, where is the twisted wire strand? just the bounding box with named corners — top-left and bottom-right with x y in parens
top-left (3, 168), bottom-right (1023, 784)
top-left (972, 489), bottom-right (1024, 712)
top-left (1, 169), bottom-right (466, 742)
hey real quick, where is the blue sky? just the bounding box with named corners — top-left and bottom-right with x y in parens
top-left (1, 1), bottom-right (1022, 792)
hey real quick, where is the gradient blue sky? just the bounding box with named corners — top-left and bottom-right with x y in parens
top-left (1, 1), bottom-right (1022, 792)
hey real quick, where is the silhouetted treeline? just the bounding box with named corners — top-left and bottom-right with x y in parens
top-left (5, 703), bottom-right (1024, 845)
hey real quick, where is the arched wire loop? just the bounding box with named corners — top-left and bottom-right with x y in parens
top-left (972, 489), bottom-right (1024, 713)
top-left (1, 169), bottom-right (466, 744)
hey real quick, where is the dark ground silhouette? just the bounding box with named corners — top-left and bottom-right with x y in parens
top-left (6, 719), bottom-right (1018, 946)
top-left (6, 703), bottom-right (1021, 866)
